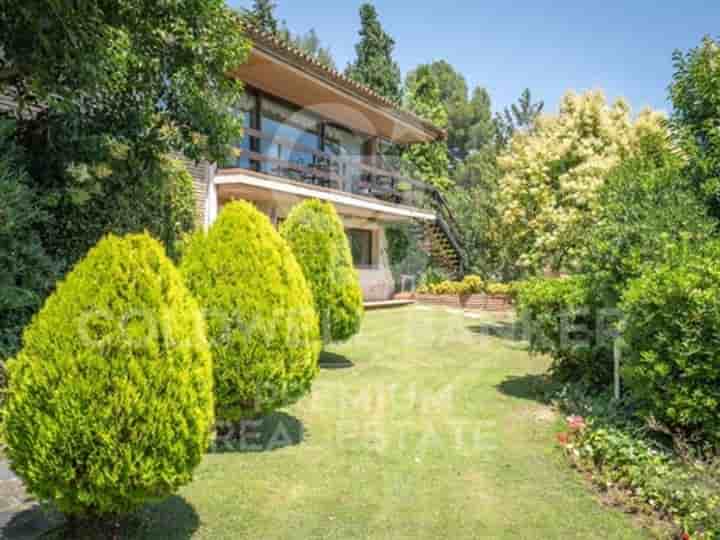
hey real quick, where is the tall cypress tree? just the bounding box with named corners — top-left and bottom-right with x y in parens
top-left (402, 66), bottom-right (452, 191)
top-left (245, 0), bottom-right (279, 35)
top-left (345, 4), bottom-right (402, 103)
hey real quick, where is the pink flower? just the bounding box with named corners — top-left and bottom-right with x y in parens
top-left (567, 415), bottom-right (586, 432)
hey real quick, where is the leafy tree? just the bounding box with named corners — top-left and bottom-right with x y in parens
top-left (1, 0), bottom-right (250, 164)
top-left (280, 200), bottom-right (364, 344)
top-left (181, 201), bottom-right (321, 422)
top-left (405, 61), bottom-right (497, 163)
top-left (402, 65), bottom-right (452, 191)
top-left (4, 233), bottom-right (214, 520)
top-left (495, 89), bottom-right (544, 147)
top-left (0, 0), bottom-right (250, 269)
top-left (447, 153), bottom-right (521, 280)
top-left (582, 149), bottom-right (714, 307)
top-left (244, 0), bottom-right (279, 34)
top-left (345, 3), bottom-right (402, 103)
top-left (498, 90), bottom-right (669, 273)
top-left (670, 36), bottom-right (720, 222)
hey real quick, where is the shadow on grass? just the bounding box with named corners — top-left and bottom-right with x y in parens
top-left (467, 320), bottom-right (527, 342)
top-left (211, 412), bottom-right (305, 454)
top-left (496, 373), bottom-right (558, 404)
top-left (2, 496), bottom-right (198, 540)
top-left (0, 505), bottom-right (61, 540)
top-left (319, 351), bottom-right (354, 370)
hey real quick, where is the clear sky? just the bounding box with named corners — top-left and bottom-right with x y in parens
top-left (229, 1), bottom-right (719, 115)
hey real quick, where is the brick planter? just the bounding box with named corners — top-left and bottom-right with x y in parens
top-left (413, 293), bottom-right (514, 312)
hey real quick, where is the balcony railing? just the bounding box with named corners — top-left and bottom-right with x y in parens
top-left (230, 127), bottom-right (465, 273)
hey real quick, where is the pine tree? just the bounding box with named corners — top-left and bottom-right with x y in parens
top-left (495, 89), bottom-right (544, 147)
top-left (280, 25), bottom-right (337, 70)
top-left (246, 0), bottom-right (279, 35)
top-left (345, 3), bottom-right (402, 103)
top-left (402, 66), bottom-right (452, 191)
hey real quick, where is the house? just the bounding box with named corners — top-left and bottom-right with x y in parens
top-left (190, 25), bottom-right (464, 301)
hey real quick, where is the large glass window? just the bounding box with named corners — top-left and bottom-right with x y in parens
top-left (232, 91), bottom-right (257, 169)
top-left (260, 97), bottom-right (321, 181)
top-left (346, 229), bottom-right (373, 267)
top-left (324, 125), bottom-right (368, 192)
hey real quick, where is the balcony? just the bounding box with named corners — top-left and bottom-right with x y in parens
top-left (229, 127), bottom-right (440, 211)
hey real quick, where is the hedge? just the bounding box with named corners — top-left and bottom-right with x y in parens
top-left (621, 241), bottom-right (720, 444)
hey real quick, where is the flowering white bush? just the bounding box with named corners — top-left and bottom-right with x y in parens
top-left (497, 90), bottom-right (669, 273)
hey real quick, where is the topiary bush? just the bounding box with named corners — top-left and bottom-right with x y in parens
top-left (621, 241), bottom-right (720, 444)
top-left (515, 277), bottom-right (615, 387)
top-left (280, 200), bottom-right (363, 344)
top-left (3, 233), bottom-right (213, 519)
top-left (182, 201), bottom-right (321, 422)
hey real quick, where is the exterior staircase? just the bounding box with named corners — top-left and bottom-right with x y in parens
top-left (408, 187), bottom-right (465, 278)
top-left (421, 218), bottom-right (464, 278)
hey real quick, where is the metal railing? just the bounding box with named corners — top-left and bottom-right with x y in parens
top-left (233, 128), bottom-right (465, 270)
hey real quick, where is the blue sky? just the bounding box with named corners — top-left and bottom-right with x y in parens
top-left (230, 1), bottom-right (719, 115)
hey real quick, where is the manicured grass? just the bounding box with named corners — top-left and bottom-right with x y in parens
top-left (139, 306), bottom-right (647, 539)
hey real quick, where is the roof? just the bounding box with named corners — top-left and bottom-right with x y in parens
top-left (239, 23), bottom-right (447, 143)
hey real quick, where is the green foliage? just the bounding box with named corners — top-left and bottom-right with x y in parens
top-left (556, 386), bottom-right (720, 539)
top-left (4, 233), bottom-right (214, 518)
top-left (385, 224), bottom-right (431, 289)
top-left (415, 276), bottom-right (517, 298)
top-left (405, 61), bottom-right (498, 164)
top-left (621, 241), bottom-right (720, 444)
top-left (244, 0), bottom-right (279, 34)
top-left (280, 200), bottom-right (364, 344)
top-left (280, 26), bottom-right (337, 70)
top-left (345, 3), bottom-right (402, 103)
top-left (671, 36), bottom-right (720, 222)
top-left (402, 65), bottom-right (452, 191)
top-left (38, 148), bottom-right (197, 270)
top-left (181, 201), bottom-right (321, 422)
top-left (582, 153), bottom-right (715, 306)
top-left (515, 277), bottom-right (614, 387)
top-left (495, 89), bottom-right (545, 147)
top-left (0, 120), bottom-right (57, 362)
top-left (1, 0), bottom-right (251, 164)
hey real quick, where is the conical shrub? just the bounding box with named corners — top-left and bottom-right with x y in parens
top-left (4, 233), bottom-right (214, 518)
top-left (181, 201), bottom-right (321, 422)
top-left (280, 200), bottom-right (364, 343)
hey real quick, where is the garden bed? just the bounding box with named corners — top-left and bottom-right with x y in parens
top-left (413, 293), bottom-right (514, 312)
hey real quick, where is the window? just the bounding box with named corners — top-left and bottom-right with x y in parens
top-left (324, 125), bottom-right (368, 193)
top-left (346, 229), bottom-right (373, 267)
top-left (233, 91), bottom-right (258, 170)
top-left (260, 96), bottom-right (321, 179)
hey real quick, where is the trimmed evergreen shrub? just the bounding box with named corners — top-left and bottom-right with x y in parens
top-left (280, 200), bottom-right (364, 344)
top-left (182, 201), bottom-right (321, 421)
top-left (3, 233), bottom-right (213, 519)
top-left (621, 241), bottom-right (720, 444)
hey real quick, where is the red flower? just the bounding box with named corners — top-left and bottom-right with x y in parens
top-left (557, 432), bottom-right (570, 446)
top-left (681, 533), bottom-right (691, 540)
top-left (567, 415), bottom-right (586, 432)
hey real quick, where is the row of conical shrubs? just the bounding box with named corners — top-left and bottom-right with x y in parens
top-left (3, 199), bottom-right (364, 521)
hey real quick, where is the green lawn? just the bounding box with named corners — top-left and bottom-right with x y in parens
top-left (138, 306), bottom-right (646, 539)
